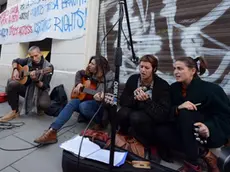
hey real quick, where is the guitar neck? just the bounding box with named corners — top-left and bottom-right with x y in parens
top-left (23, 70), bottom-right (40, 77)
top-left (24, 71), bottom-right (31, 76)
top-left (82, 88), bottom-right (98, 96)
top-left (21, 67), bottom-right (51, 77)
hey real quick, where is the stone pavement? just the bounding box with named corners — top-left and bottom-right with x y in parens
top-left (0, 86), bottom-right (180, 172)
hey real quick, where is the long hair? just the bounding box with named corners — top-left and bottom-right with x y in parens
top-left (85, 55), bottom-right (110, 80)
top-left (175, 56), bottom-right (207, 77)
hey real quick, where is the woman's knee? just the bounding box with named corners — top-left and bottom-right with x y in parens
top-left (68, 99), bottom-right (81, 107)
top-left (176, 110), bottom-right (204, 133)
top-left (117, 107), bottom-right (131, 121)
top-left (178, 109), bottom-right (203, 119)
top-left (79, 100), bottom-right (97, 115)
top-left (130, 111), bottom-right (145, 126)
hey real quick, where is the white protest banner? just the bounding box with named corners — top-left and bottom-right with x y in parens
top-left (0, 0), bottom-right (88, 44)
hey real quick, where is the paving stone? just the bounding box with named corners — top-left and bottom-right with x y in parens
top-left (0, 166), bottom-right (18, 172)
top-left (0, 135), bottom-right (36, 171)
top-left (12, 131), bottom-right (76, 172)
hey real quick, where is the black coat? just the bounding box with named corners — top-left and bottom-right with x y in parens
top-left (120, 74), bottom-right (171, 123)
top-left (171, 78), bottom-right (230, 141)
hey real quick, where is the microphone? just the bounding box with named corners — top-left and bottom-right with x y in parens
top-left (131, 56), bottom-right (139, 65)
top-left (133, 86), bottom-right (148, 97)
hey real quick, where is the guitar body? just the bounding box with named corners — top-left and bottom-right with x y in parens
top-left (12, 64), bottom-right (52, 85)
top-left (71, 77), bottom-right (97, 101)
top-left (11, 64), bottom-right (30, 85)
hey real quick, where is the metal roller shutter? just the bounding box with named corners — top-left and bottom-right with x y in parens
top-left (96, 0), bottom-right (230, 97)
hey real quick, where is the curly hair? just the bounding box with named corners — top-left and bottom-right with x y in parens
top-left (85, 55), bottom-right (110, 80)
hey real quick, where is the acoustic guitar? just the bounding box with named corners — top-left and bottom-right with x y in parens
top-left (71, 77), bottom-right (118, 103)
top-left (71, 77), bottom-right (98, 100)
top-left (12, 64), bottom-right (53, 85)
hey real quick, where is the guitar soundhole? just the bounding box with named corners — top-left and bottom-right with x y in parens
top-left (80, 87), bottom-right (85, 92)
top-left (20, 71), bottom-right (24, 79)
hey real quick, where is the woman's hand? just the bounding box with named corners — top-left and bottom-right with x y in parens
top-left (194, 122), bottom-right (210, 138)
top-left (94, 92), bottom-right (104, 101)
top-left (178, 101), bottom-right (197, 111)
top-left (73, 83), bottom-right (83, 96)
top-left (134, 87), bottom-right (149, 101)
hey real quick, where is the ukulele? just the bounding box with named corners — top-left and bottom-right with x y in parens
top-left (71, 77), bottom-right (98, 100)
top-left (12, 64), bottom-right (53, 85)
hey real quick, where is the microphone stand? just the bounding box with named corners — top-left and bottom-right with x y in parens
top-left (109, 0), bottom-right (138, 171)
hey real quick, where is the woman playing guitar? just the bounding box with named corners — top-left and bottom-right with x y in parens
top-left (34, 55), bottom-right (114, 144)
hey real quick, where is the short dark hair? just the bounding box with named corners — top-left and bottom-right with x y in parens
top-left (139, 54), bottom-right (158, 72)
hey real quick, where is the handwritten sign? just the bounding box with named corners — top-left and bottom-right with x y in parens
top-left (0, 0), bottom-right (88, 44)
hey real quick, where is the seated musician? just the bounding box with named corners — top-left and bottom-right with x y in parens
top-left (153, 57), bottom-right (230, 172)
top-left (0, 46), bottom-right (54, 122)
top-left (116, 54), bottom-right (171, 147)
top-left (34, 55), bottom-right (114, 144)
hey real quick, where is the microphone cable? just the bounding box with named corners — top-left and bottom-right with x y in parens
top-left (0, 120), bottom-right (78, 151)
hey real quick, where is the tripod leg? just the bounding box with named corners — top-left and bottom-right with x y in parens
top-left (109, 2), bottom-right (123, 171)
top-left (123, 0), bottom-right (138, 63)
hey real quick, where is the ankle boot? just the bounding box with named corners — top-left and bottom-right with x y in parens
top-left (203, 151), bottom-right (220, 172)
top-left (34, 129), bottom-right (57, 144)
top-left (178, 161), bottom-right (202, 172)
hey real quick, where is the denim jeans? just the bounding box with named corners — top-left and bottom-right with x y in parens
top-left (50, 99), bottom-right (102, 130)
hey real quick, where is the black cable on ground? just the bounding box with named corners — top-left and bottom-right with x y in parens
top-left (0, 120), bottom-right (78, 151)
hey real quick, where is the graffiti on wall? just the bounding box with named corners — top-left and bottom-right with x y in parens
top-left (97, 0), bottom-right (230, 95)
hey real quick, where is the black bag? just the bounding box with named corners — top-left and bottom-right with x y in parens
top-left (218, 146), bottom-right (230, 172)
top-left (62, 140), bottom-right (177, 172)
top-left (45, 84), bottom-right (68, 117)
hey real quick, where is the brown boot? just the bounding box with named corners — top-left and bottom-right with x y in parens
top-left (0, 111), bottom-right (19, 122)
top-left (34, 129), bottom-right (57, 144)
top-left (203, 151), bottom-right (220, 172)
top-left (178, 161), bottom-right (202, 172)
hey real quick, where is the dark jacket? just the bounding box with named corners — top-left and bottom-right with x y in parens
top-left (120, 74), bottom-right (171, 123)
top-left (12, 57), bottom-right (54, 90)
top-left (171, 78), bottom-right (230, 141)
